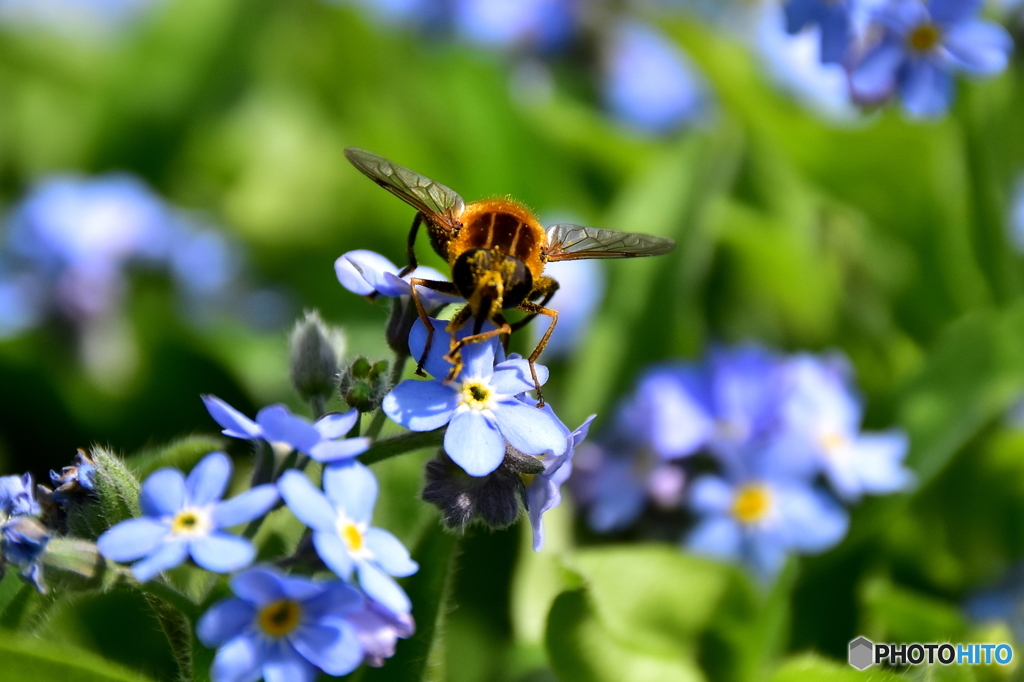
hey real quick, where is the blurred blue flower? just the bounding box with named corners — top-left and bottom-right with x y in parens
top-left (383, 335), bottom-right (566, 477)
top-left (766, 354), bottom-right (914, 501)
top-left (1, 515), bottom-right (50, 592)
top-left (203, 395), bottom-right (372, 464)
top-left (336, 249), bottom-right (460, 311)
top-left (278, 463), bottom-right (418, 616)
top-left (197, 566), bottom-right (365, 682)
top-left (603, 20), bottom-right (708, 135)
top-left (526, 413), bottom-right (595, 551)
top-left (0, 0), bottom-right (160, 35)
top-left (685, 469), bottom-right (848, 579)
top-left (784, 0), bottom-right (854, 64)
top-left (0, 473), bottom-right (40, 518)
top-left (345, 595), bottom-right (415, 667)
top-left (452, 0), bottom-right (576, 51)
top-left (97, 452), bottom-right (279, 582)
top-left (753, 1), bottom-right (859, 120)
top-left (850, 0), bottom-right (1014, 117)
top-left (530, 259), bottom-right (605, 358)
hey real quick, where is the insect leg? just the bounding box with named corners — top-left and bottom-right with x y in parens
top-left (445, 315), bottom-right (513, 382)
top-left (408, 278), bottom-right (460, 376)
top-left (516, 300), bottom-right (558, 407)
top-left (510, 277), bottom-right (559, 333)
top-left (397, 212), bottom-right (424, 278)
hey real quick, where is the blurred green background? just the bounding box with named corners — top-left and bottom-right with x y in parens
top-left (4, 0), bottom-right (1024, 680)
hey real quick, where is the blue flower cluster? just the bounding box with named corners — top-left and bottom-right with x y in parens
top-left (0, 473), bottom-right (49, 590)
top-left (571, 344), bottom-right (913, 579)
top-left (784, 0), bottom-right (1014, 117)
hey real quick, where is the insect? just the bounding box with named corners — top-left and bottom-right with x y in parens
top-left (344, 147), bottom-right (676, 404)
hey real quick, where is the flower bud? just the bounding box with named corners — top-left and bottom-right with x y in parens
top-left (1, 515), bottom-right (50, 592)
top-left (289, 311), bottom-right (345, 404)
top-left (339, 357), bottom-right (390, 413)
top-left (51, 449), bottom-right (97, 503)
top-left (41, 538), bottom-right (113, 592)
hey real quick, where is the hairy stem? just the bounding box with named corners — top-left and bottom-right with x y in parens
top-left (358, 428), bottom-right (444, 466)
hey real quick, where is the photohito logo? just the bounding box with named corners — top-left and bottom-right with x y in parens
top-left (849, 637), bottom-right (1013, 670)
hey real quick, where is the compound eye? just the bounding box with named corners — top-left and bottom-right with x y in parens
top-left (451, 249), bottom-right (486, 300)
top-left (503, 258), bottom-right (533, 309)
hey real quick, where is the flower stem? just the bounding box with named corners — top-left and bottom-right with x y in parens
top-left (365, 352), bottom-right (408, 440)
top-left (136, 575), bottom-right (201, 620)
top-left (250, 440), bottom-right (273, 487)
top-left (358, 428), bottom-right (444, 466)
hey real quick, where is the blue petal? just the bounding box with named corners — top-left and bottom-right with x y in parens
top-left (291, 623), bottom-right (363, 677)
top-left (585, 460), bottom-right (647, 532)
top-left (943, 20), bottom-right (1013, 75)
top-left (132, 540), bottom-right (189, 582)
top-left (850, 40), bottom-right (904, 101)
top-left (256, 405), bottom-right (321, 454)
top-left (314, 532), bottom-right (356, 580)
top-left (746, 533), bottom-right (789, 580)
top-left (458, 340), bottom-right (497, 381)
top-left (202, 394), bottom-right (262, 440)
top-left (314, 410), bottom-right (359, 440)
top-left (900, 57), bottom-right (954, 117)
top-left (210, 634), bottom-right (266, 682)
top-left (493, 400), bottom-right (568, 457)
top-left (97, 518), bottom-right (169, 562)
top-left (322, 462), bottom-right (378, 525)
top-left (302, 581), bottom-right (364, 620)
top-left (928, 0), bottom-right (983, 25)
top-left (309, 437), bottom-right (371, 463)
top-left (818, 3), bottom-right (851, 64)
top-left (409, 317), bottom-right (458, 380)
top-left (186, 452), bottom-right (231, 507)
top-left (689, 476), bottom-right (733, 514)
top-left (783, 0), bottom-right (819, 33)
top-left (231, 567), bottom-right (286, 605)
top-left (444, 410), bottom-right (505, 477)
top-left (365, 528), bottom-right (418, 577)
top-left (640, 367), bottom-right (715, 459)
top-left (190, 532), bottom-right (256, 573)
top-left (357, 562), bottom-right (412, 615)
top-left (382, 379), bottom-right (458, 432)
top-left (527, 477), bottom-right (557, 551)
top-left (491, 358), bottom-right (547, 395)
top-left (140, 468), bottom-right (186, 518)
top-left (277, 575), bottom-right (325, 603)
top-left (335, 250), bottom-right (397, 296)
top-left (875, 0), bottom-right (930, 34)
top-left (776, 485), bottom-right (849, 553)
top-left (197, 598), bottom-right (255, 647)
top-left (405, 265), bottom-right (460, 309)
top-left (686, 517), bottom-right (742, 561)
top-left (262, 643), bottom-right (317, 682)
top-left (212, 484), bottom-right (279, 528)
top-left (278, 471), bottom-right (338, 533)
top-left (850, 431), bottom-right (914, 495)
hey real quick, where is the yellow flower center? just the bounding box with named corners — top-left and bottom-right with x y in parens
top-left (258, 600), bottom-right (301, 637)
top-left (819, 430), bottom-right (847, 453)
top-left (460, 380), bottom-right (495, 411)
top-left (170, 508), bottom-right (211, 538)
top-left (908, 23), bottom-right (941, 52)
top-left (732, 484), bottom-right (772, 524)
top-left (340, 521), bottom-right (365, 553)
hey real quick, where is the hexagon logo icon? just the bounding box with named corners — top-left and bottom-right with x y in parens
top-left (849, 637), bottom-right (874, 670)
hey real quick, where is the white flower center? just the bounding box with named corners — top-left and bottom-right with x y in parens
top-left (336, 515), bottom-right (371, 558)
top-left (170, 506), bottom-right (213, 538)
top-left (459, 380), bottom-right (497, 412)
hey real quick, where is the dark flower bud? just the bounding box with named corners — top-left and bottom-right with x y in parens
top-left (289, 311), bottom-right (344, 404)
top-left (339, 357), bottom-right (390, 413)
top-left (50, 449), bottom-right (97, 503)
top-left (422, 445), bottom-right (544, 531)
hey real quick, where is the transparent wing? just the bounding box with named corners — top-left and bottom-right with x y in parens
top-left (345, 148), bottom-right (465, 231)
top-left (543, 223), bottom-right (676, 261)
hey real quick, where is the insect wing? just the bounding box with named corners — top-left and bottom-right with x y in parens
top-left (543, 223), bottom-right (675, 261)
top-left (345, 148), bottom-right (465, 230)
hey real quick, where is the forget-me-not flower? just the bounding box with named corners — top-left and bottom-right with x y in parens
top-left (97, 452), bottom-right (279, 582)
top-left (278, 463), bottom-right (418, 616)
top-left (1, 515), bottom-right (50, 592)
top-left (686, 466), bottom-right (849, 579)
top-left (850, 0), bottom-right (1014, 117)
top-left (452, 0), bottom-right (576, 51)
top-left (335, 249), bottom-right (458, 310)
top-left (345, 595), bottom-right (415, 667)
top-left (203, 395), bottom-right (371, 464)
top-left (383, 333), bottom-right (567, 477)
top-left (783, 0), bottom-right (854, 64)
top-left (197, 566), bottom-right (365, 682)
top-left (50, 449), bottom-right (97, 503)
top-left (0, 473), bottom-right (40, 518)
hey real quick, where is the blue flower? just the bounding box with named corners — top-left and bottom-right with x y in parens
top-left (603, 20), bottom-right (708, 135)
top-left (525, 413), bottom-right (595, 551)
top-left (765, 354), bottom-right (914, 501)
top-left (452, 0), bottom-right (576, 52)
top-left (783, 0), bottom-right (854, 64)
top-left (1, 515), bottom-right (50, 592)
top-left (345, 595), bottom-right (415, 667)
top-left (335, 249), bottom-right (458, 310)
top-left (97, 452), bottom-right (278, 582)
top-left (383, 333), bottom-right (567, 477)
top-left (850, 0), bottom-right (1014, 117)
top-left (0, 473), bottom-right (40, 518)
top-left (685, 469), bottom-right (849, 579)
top-left (50, 449), bottom-right (97, 502)
top-left (197, 566), bottom-right (365, 682)
top-left (203, 395), bottom-right (371, 464)
top-left (278, 463), bottom-right (418, 616)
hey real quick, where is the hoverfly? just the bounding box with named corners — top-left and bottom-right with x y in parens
top-left (344, 147), bottom-right (675, 404)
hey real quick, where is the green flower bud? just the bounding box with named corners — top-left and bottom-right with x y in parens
top-left (289, 311), bottom-right (345, 404)
top-left (339, 356), bottom-right (390, 413)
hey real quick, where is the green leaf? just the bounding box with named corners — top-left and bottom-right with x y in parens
top-left (767, 655), bottom-right (904, 682)
top-left (860, 575), bottom-right (968, 644)
top-left (0, 628), bottom-right (157, 682)
top-left (361, 518), bottom-right (459, 682)
top-left (129, 435), bottom-right (224, 479)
